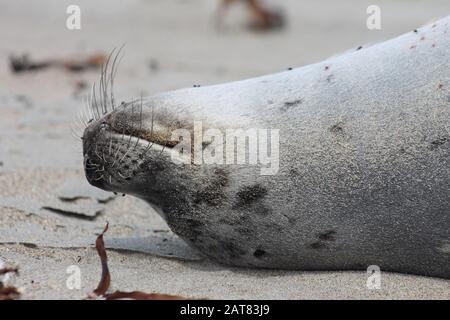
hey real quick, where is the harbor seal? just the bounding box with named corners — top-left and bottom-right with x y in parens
top-left (82, 17), bottom-right (450, 278)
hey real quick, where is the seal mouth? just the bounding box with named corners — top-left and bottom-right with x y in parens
top-left (82, 115), bottom-right (174, 192)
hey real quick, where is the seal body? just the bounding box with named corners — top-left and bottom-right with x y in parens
top-left (83, 17), bottom-right (450, 278)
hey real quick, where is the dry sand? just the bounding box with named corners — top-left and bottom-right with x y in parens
top-left (0, 0), bottom-right (449, 299)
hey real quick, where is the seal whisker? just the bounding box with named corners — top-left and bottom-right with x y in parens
top-left (71, 117), bottom-right (83, 136)
top-left (100, 61), bottom-right (108, 115)
top-left (110, 45), bottom-right (125, 110)
top-left (101, 48), bottom-right (116, 114)
top-left (87, 162), bottom-right (100, 168)
top-left (92, 83), bottom-right (101, 120)
top-left (70, 128), bottom-right (82, 142)
top-left (120, 102), bottom-right (128, 143)
top-left (144, 141), bottom-right (154, 154)
top-left (126, 100), bottom-right (135, 148)
top-left (81, 95), bottom-right (92, 127)
top-left (86, 92), bottom-right (95, 123)
top-left (111, 146), bottom-right (122, 167)
top-left (133, 95), bottom-right (143, 149)
top-left (85, 157), bottom-right (100, 168)
top-left (86, 87), bottom-right (94, 123)
top-left (100, 63), bottom-right (106, 114)
top-left (76, 111), bottom-right (87, 131)
top-left (95, 166), bottom-right (105, 173)
top-left (99, 52), bottom-right (110, 115)
top-left (94, 144), bottom-right (103, 162)
top-left (101, 150), bottom-right (108, 164)
top-left (76, 97), bottom-right (88, 129)
top-left (71, 115), bottom-right (87, 142)
top-left (116, 147), bottom-right (131, 167)
top-left (157, 146), bottom-right (166, 158)
top-left (117, 171), bottom-right (132, 181)
top-left (94, 174), bottom-right (104, 181)
top-left (108, 134), bottom-right (113, 156)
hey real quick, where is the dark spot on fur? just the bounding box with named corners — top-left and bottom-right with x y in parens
top-left (356, 46), bottom-right (363, 51)
top-left (310, 242), bottom-right (327, 250)
top-left (221, 240), bottom-right (247, 259)
top-left (438, 83), bottom-right (444, 89)
top-left (281, 99), bottom-right (302, 112)
top-left (429, 137), bottom-right (449, 150)
top-left (193, 168), bottom-right (229, 207)
top-left (169, 217), bottom-right (204, 243)
top-left (253, 249), bottom-right (267, 258)
top-left (413, 29), bottom-right (418, 33)
top-left (326, 74), bottom-right (334, 83)
top-left (329, 122), bottom-right (344, 134)
top-left (235, 184), bottom-right (268, 207)
top-left (325, 65), bottom-right (330, 71)
top-left (287, 67), bottom-right (293, 71)
top-left (318, 230), bottom-right (336, 241)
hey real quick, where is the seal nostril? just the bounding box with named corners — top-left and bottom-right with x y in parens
top-left (253, 249), bottom-right (266, 258)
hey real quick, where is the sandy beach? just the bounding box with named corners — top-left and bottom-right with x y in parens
top-left (0, 0), bottom-right (449, 299)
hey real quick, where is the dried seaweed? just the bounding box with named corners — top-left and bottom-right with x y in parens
top-left (9, 53), bottom-right (106, 74)
top-left (105, 291), bottom-right (188, 300)
top-left (0, 267), bottom-right (18, 276)
top-left (92, 223), bottom-right (111, 296)
top-left (89, 223), bottom-right (191, 300)
top-left (218, 0), bottom-right (285, 31)
top-left (0, 287), bottom-right (21, 300)
top-left (0, 267), bottom-right (20, 300)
